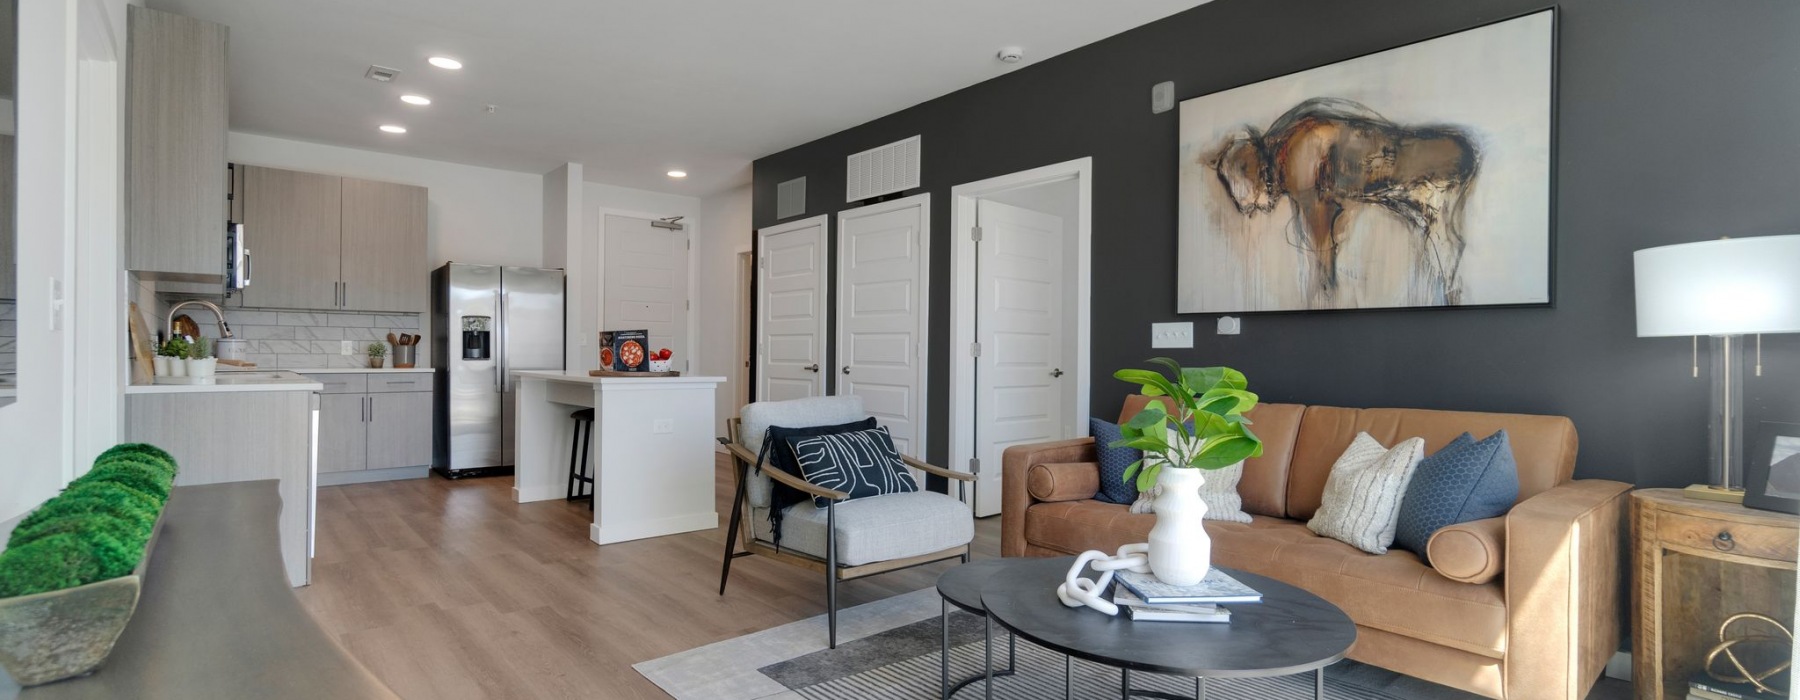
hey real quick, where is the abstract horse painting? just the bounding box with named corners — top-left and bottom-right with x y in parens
top-left (1177, 11), bottom-right (1553, 313)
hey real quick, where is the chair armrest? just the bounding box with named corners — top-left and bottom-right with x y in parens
top-left (724, 441), bottom-right (849, 502)
top-left (1504, 479), bottom-right (1632, 700)
top-left (901, 455), bottom-right (975, 482)
top-left (1001, 437), bottom-right (1098, 557)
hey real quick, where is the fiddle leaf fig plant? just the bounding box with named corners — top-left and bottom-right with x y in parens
top-left (1112, 358), bottom-right (1265, 491)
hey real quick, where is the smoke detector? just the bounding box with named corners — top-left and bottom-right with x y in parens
top-left (365, 65), bottom-right (402, 82)
top-left (997, 47), bottom-right (1023, 64)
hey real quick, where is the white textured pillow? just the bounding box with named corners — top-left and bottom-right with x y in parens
top-left (1307, 432), bottom-right (1426, 554)
top-left (1128, 425), bottom-right (1253, 523)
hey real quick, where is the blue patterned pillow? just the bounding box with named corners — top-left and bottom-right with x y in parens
top-left (1393, 431), bottom-right (1520, 562)
top-left (787, 426), bottom-right (919, 508)
top-left (1090, 418), bottom-right (1140, 505)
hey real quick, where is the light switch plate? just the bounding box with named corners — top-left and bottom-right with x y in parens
top-left (1217, 316), bottom-right (1242, 335)
top-left (1151, 322), bottom-right (1194, 349)
top-left (340, 340), bottom-right (354, 355)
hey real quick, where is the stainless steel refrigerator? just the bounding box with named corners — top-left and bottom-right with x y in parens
top-left (431, 263), bottom-right (565, 479)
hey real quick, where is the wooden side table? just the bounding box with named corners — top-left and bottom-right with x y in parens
top-left (1631, 488), bottom-right (1798, 699)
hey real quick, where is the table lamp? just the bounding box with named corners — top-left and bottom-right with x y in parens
top-left (1635, 234), bottom-right (1800, 502)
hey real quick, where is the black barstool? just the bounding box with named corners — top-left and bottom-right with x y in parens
top-left (567, 408), bottom-right (595, 509)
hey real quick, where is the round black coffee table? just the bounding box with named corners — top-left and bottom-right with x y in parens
top-left (980, 556), bottom-right (1356, 699)
top-left (936, 558), bottom-right (1018, 698)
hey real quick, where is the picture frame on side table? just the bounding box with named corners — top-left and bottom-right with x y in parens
top-left (1743, 421), bottom-right (1800, 514)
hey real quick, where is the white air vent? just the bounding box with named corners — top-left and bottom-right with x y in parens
top-left (777, 177), bottom-right (807, 220)
top-left (365, 65), bottom-right (401, 82)
top-left (845, 135), bottom-right (921, 202)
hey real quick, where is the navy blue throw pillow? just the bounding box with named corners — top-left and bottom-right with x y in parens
top-left (1394, 430), bottom-right (1520, 562)
top-left (788, 426), bottom-right (919, 508)
top-left (1091, 418), bottom-right (1141, 505)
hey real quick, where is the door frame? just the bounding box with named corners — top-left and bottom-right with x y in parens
top-left (948, 158), bottom-right (1092, 512)
top-left (834, 193), bottom-right (931, 459)
top-left (754, 214), bottom-right (830, 402)
top-left (597, 208), bottom-right (698, 372)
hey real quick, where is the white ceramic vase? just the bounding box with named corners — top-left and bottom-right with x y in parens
top-left (1147, 466), bottom-right (1211, 586)
top-left (166, 357), bottom-right (186, 377)
top-left (186, 357), bottom-right (217, 378)
top-left (152, 356), bottom-right (171, 377)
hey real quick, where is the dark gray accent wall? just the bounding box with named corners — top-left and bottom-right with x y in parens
top-left (752, 0), bottom-right (1800, 489)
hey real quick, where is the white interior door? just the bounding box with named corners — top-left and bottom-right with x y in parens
top-left (604, 215), bottom-right (689, 370)
top-left (973, 199), bottom-right (1066, 516)
top-left (757, 216), bottom-right (828, 401)
top-left (836, 195), bottom-right (929, 462)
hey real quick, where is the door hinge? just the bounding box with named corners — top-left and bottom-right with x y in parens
top-left (759, 256), bottom-right (767, 269)
top-left (969, 342), bottom-right (981, 358)
top-left (686, 299), bottom-right (690, 310)
top-left (969, 458), bottom-right (981, 475)
top-left (971, 226), bottom-right (983, 242)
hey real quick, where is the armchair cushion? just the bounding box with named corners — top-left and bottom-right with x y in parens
top-left (740, 396), bottom-right (868, 508)
top-left (753, 491), bottom-right (973, 567)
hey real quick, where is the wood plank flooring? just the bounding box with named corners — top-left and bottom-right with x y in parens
top-left (296, 454), bottom-right (999, 700)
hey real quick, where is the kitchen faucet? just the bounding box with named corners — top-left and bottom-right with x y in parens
top-left (165, 300), bottom-right (234, 340)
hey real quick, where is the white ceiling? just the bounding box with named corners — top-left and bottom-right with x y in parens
top-left (149, 0), bottom-right (1206, 196)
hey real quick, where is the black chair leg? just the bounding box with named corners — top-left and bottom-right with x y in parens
top-left (580, 419), bottom-right (593, 509)
top-left (826, 502), bottom-right (838, 649)
top-left (566, 420), bottom-right (582, 500)
top-left (719, 467), bottom-right (747, 596)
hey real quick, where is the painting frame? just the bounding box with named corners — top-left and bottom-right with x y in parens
top-left (1176, 7), bottom-right (1559, 315)
top-left (1744, 421), bottom-right (1800, 515)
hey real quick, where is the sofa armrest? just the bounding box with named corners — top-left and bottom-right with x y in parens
top-left (1001, 438), bottom-right (1098, 557)
top-left (1504, 479), bottom-right (1632, 700)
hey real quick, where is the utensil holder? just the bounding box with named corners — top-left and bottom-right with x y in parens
top-left (393, 344), bottom-right (416, 369)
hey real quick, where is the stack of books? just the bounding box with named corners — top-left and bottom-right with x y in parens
top-left (1689, 672), bottom-right (1784, 699)
top-left (1110, 569), bottom-right (1262, 624)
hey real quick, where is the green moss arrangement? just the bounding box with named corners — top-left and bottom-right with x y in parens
top-left (94, 443), bottom-right (178, 478)
top-left (0, 443), bottom-right (179, 598)
top-left (0, 535), bottom-right (104, 598)
top-left (75, 460), bottom-right (173, 501)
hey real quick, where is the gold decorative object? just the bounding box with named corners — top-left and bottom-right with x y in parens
top-left (1705, 612), bottom-right (1794, 696)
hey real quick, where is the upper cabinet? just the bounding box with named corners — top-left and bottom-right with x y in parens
top-left (234, 165), bottom-right (428, 313)
top-left (125, 6), bottom-right (228, 281)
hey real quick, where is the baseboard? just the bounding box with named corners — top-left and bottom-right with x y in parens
top-left (318, 465), bottom-right (430, 487)
top-left (1605, 650), bottom-right (1631, 682)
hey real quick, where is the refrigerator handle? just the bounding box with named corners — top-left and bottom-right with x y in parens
top-left (498, 290), bottom-right (510, 393)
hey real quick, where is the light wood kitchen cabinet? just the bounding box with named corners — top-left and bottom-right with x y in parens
top-left (238, 166), bottom-right (341, 310)
top-left (368, 391), bottom-right (433, 470)
top-left (126, 6), bottom-right (229, 281)
top-left (316, 393), bottom-right (368, 474)
top-left (341, 177), bottom-right (429, 313)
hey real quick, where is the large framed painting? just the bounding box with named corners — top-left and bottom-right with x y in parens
top-left (1178, 10), bottom-right (1555, 313)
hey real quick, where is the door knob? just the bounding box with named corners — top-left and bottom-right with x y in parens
top-left (1050, 368), bottom-right (1064, 378)
top-left (803, 364), bottom-right (819, 373)
top-left (842, 366), bottom-right (851, 375)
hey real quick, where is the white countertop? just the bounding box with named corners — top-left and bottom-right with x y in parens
top-left (511, 370), bottom-right (725, 385)
top-left (289, 367), bottom-right (434, 374)
top-left (126, 370), bottom-right (325, 395)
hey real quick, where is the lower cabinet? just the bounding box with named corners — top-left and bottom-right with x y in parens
top-left (306, 373), bottom-right (433, 477)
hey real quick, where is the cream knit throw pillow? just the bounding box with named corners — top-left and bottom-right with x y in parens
top-left (1307, 432), bottom-right (1426, 554)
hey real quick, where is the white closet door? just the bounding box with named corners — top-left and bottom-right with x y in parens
top-left (973, 199), bottom-right (1066, 516)
top-left (757, 216), bottom-right (828, 401)
top-left (604, 215), bottom-right (690, 369)
top-left (836, 195), bottom-right (929, 461)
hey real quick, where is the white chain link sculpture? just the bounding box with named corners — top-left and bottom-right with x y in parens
top-left (1055, 543), bottom-right (1152, 616)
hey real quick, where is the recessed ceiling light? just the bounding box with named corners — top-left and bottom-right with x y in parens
top-left (428, 56), bottom-right (463, 70)
top-left (667, 170), bottom-right (688, 178)
top-left (400, 94), bottom-right (431, 106)
top-left (379, 124), bottom-right (408, 134)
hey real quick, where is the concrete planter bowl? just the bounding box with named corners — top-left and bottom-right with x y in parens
top-left (0, 513), bottom-right (165, 686)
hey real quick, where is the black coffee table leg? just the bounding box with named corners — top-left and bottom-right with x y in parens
top-left (1316, 667), bottom-right (1325, 699)
top-left (941, 599), bottom-right (949, 699)
top-left (983, 614), bottom-right (993, 699)
top-left (1064, 655), bottom-right (1071, 699)
top-left (1197, 676), bottom-right (1206, 699)
top-left (939, 603), bottom-right (1014, 698)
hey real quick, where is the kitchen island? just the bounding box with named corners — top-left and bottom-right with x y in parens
top-left (510, 370), bottom-right (724, 545)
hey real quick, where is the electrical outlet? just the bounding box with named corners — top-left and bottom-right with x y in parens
top-left (652, 418), bottom-right (674, 434)
top-left (1151, 322), bottom-right (1194, 349)
top-left (340, 340), bottom-right (354, 355)
top-left (1217, 316), bottom-right (1242, 335)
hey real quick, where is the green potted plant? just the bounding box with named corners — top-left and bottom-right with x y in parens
top-left (185, 336), bottom-right (215, 378)
top-left (154, 337), bottom-right (190, 378)
top-left (1112, 358), bottom-right (1265, 585)
top-left (365, 342), bottom-right (388, 369)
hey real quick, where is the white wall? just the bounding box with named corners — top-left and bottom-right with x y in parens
top-left (227, 132), bottom-right (544, 268)
top-left (698, 185), bottom-right (751, 432)
top-left (543, 163), bottom-right (582, 368)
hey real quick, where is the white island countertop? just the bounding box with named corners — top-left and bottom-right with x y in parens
top-left (126, 370), bottom-right (325, 395)
top-left (291, 367), bottom-right (434, 374)
top-left (510, 370), bottom-right (724, 385)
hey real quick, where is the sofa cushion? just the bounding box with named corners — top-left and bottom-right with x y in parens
top-left (1306, 434), bottom-right (1425, 554)
top-left (1393, 431), bottom-right (1519, 560)
top-left (1286, 406), bottom-right (1578, 520)
top-left (752, 491), bottom-right (972, 567)
top-left (1027, 462), bottom-right (1100, 502)
top-left (1426, 516), bottom-right (1506, 584)
top-left (1197, 461), bottom-right (1252, 523)
top-left (1119, 397), bottom-right (1304, 520)
top-left (1089, 418), bottom-right (1140, 505)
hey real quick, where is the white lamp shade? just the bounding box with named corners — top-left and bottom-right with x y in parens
top-left (1635, 234), bottom-right (1800, 337)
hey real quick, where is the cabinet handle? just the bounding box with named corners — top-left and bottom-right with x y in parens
top-left (367, 396), bottom-right (374, 423)
top-left (1713, 530), bottom-right (1737, 552)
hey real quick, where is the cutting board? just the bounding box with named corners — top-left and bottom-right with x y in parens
top-left (587, 370), bottom-right (682, 377)
top-left (127, 302), bottom-right (155, 383)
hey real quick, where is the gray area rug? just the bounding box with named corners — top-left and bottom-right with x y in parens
top-left (634, 587), bottom-right (1572, 700)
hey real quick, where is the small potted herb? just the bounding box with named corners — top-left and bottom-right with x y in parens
top-left (154, 338), bottom-right (190, 378)
top-left (366, 342), bottom-right (388, 369)
top-left (185, 336), bottom-right (216, 378)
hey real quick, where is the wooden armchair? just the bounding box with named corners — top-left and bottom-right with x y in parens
top-left (718, 396), bottom-right (975, 648)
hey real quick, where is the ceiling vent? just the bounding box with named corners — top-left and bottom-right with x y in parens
top-left (845, 136), bottom-right (920, 203)
top-left (365, 65), bottom-right (402, 83)
top-left (776, 177), bottom-right (807, 220)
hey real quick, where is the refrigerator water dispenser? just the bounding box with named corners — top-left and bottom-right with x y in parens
top-left (462, 315), bottom-right (492, 360)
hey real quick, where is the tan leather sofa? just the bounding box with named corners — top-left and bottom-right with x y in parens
top-left (1001, 396), bottom-right (1631, 699)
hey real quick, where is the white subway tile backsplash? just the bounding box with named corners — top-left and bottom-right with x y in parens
top-left (0, 301), bottom-right (15, 321)
top-left (291, 326), bottom-right (344, 341)
top-left (224, 310), bottom-right (280, 326)
top-left (277, 354), bottom-right (327, 368)
top-left (257, 339), bottom-right (312, 355)
top-left (163, 299), bottom-right (426, 370)
top-left (374, 315), bottom-right (420, 330)
top-left (328, 313), bottom-right (374, 327)
top-left (277, 311), bottom-right (328, 326)
top-left (236, 325), bottom-right (295, 340)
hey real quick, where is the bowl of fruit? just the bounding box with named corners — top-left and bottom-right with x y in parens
top-left (648, 348), bottom-right (674, 373)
